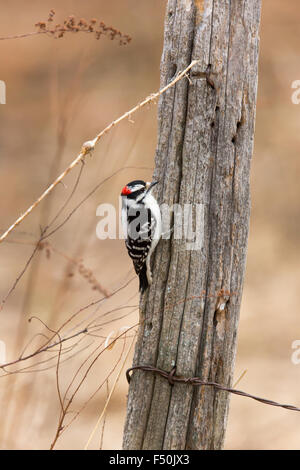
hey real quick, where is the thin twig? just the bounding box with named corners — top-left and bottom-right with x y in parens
top-left (99, 380), bottom-right (109, 449)
top-left (0, 59), bottom-right (199, 244)
top-left (0, 31), bottom-right (44, 40)
top-left (84, 332), bottom-right (136, 450)
top-left (49, 324), bottom-right (138, 449)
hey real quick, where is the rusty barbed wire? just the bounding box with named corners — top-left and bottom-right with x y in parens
top-left (126, 365), bottom-right (300, 413)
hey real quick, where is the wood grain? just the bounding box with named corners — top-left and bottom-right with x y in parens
top-left (123, 0), bottom-right (262, 450)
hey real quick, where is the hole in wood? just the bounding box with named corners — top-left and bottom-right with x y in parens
top-left (169, 63), bottom-right (177, 79)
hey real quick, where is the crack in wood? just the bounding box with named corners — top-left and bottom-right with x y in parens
top-left (123, 0), bottom-right (262, 451)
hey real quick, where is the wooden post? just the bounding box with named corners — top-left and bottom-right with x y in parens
top-left (123, 0), bottom-right (262, 450)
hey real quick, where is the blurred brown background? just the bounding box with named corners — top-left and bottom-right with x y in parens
top-left (0, 0), bottom-right (299, 450)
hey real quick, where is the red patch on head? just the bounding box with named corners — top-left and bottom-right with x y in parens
top-left (121, 185), bottom-right (132, 195)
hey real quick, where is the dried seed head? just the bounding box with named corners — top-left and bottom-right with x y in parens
top-left (33, 12), bottom-right (131, 45)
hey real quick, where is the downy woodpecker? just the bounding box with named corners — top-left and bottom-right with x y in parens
top-left (121, 180), bottom-right (162, 292)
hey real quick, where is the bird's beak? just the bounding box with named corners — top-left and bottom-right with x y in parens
top-left (145, 181), bottom-right (159, 194)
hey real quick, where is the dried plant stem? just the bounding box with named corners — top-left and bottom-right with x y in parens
top-left (0, 31), bottom-right (44, 40)
top-left (99, 380), bottom-right (109, 449)
top-left (0, 59), bottom-right (199, 244)
top-left (84, 332), bottom-right (136, 450)
top-left (233, 369), bottom-right (248, 388)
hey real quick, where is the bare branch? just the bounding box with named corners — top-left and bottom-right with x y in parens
top-left (0, 60), bottom-right (199, 244)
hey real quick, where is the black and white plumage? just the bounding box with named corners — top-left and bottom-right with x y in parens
top-left (121, 180), bottom-right (162, 292)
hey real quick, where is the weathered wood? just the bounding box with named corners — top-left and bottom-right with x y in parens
top-left (123, 0), bottom-right (261, 450)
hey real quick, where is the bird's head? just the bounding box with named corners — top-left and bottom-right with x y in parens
top-left (121, 180), bottom-right (158, 202)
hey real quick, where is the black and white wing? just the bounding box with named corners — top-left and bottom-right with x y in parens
top-left (125, 237), bottom-right (151, 276)
top-left (125, 208), bottom-right (156, 273)
top-left (124, 207), bottom-right (157, 291)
